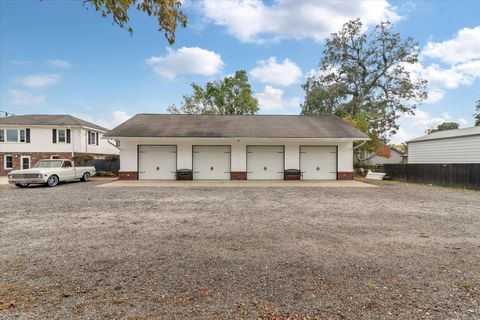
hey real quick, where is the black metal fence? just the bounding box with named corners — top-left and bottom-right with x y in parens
top-left (383, 164), bottom-right (480, 190)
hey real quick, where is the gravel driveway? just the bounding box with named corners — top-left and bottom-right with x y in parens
top-left (1, 180), bottom-right (479, 319)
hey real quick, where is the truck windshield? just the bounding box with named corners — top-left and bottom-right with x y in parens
top-left (34, 160), bottom-right (63, 168)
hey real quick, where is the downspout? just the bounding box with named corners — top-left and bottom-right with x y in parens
top-left (69, 126), bottom-right (74, 157)
top-left (352, 139), bottom-right (368, 165)
top-left (353, 140), bottom-right (367, 150)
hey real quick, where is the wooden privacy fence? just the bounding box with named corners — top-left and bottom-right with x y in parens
top-left (383, 164), bottom-right (480, 190)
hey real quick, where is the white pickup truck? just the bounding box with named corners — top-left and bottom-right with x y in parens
top-left (8, 159), bottom-right (96, 188)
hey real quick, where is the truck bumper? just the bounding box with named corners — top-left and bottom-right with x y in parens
top-left (8, 178), bottom-right (47, 185)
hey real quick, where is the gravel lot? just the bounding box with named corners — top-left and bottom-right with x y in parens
top-left (1, 180), bottom-right (479, 319)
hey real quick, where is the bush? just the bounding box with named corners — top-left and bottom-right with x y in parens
top-left (355, 164), bottom-right (384, 173)
top-left (73, 154), bottom-right (94, 166)
top-left (95, 171), bottom-right (116, 177)
top-left (104, 154), bottom-right (119, 162)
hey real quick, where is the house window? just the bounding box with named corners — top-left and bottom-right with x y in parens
top-left (58, 129), bottom-right (66, 143)
top-left (89, 131), bottom-right (96, 145)
top-left (21, 156), bottom-right (31, 169)
top-left (50, 155), bottom-right (60, 159)
top-left (0, 129), bottom-right (27, 143)
top-left (19, 129), bottom-right (26, 142)
top-left (4, 155), bottom-right (13, 169)
top-left (6, 129), bottom-right (18, 142)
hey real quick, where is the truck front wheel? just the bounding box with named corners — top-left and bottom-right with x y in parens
top-left (46, 175), bottom-right (59, 187)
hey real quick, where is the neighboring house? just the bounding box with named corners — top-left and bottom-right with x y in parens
top-left (407, 126), bottom-right (480, 163)
top-left (0, 114), bottom-right (119, 175)
top-left (362, 147), bottom-right (407, 166)
top-left (104, 114), bottom-right (369, 180)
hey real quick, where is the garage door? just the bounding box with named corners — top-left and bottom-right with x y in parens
top-left (138, 145), bottom-right (176, 180)
top-left (300, 146), bottom-right (337, 180)
top-left (247, 146), bottom-right (284, 180)
top-left (192, 145), bottom-right (230, 180)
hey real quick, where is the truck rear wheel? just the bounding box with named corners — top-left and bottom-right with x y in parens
top-left (81, 172), bottom-right (91, 182)
top-left (46, 175), bottom-right (59, 187)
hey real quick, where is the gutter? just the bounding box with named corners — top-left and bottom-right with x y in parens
top-left (107, 139), bottom-right (120, 149)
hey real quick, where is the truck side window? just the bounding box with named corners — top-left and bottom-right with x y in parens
top-left (63, 161), bottom-right (72, 168)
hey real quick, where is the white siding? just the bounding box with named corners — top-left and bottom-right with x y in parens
top-left (408, 135), bottom-right (480, 164)
top-left (0, 126), bottom-right (119, 156)
top-left (118, 137), bottom-right (355, 175)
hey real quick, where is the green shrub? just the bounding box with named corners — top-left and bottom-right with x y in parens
top-left (95, 171), bottom-right (116, 177)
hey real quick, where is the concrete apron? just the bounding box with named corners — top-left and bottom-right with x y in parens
top-left (97, 180), bottom-right (377, 188)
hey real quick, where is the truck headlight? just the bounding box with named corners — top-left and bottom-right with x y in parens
top-left (37, 174), bottom-right (42, 178)
top-left (8, 174), bottom-right (12, 179)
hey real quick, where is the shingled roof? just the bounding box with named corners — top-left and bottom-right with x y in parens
top-left (104, 114), bottom-right (369, 139)
top-left (0, 114), bottom-right (109, 132)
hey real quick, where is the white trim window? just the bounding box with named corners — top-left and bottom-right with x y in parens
top-left (19, 129), bottom-right (26, 142)
top-left (21, 155), bottom-right (31, 169)
top-left (88, 131), bottom-right (96, 145)
top-left (57, 129), bottom-right (66, 143)
top-left (4, 155), bottom-right (13, 170)
top-left (50, 155), bottom-right (60, 159)
top-left (0, 129), bottom-right (26, 143)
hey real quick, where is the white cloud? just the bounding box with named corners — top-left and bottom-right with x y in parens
top-left (256, 85), bottom-right (284, 111)
top-left (46, 59), bottom-right (71, 68)
top-left (403, 27), bottom-right (480, 105)
top-left (390, 127), bottom-right (410, 145)
top-left (98, 111), bottom-right (132, 129)
top-left (8, 89), bottom-right (45, 106)
top-left (201, 0), bottom-right (400, 43)
top-left (10, 60), bottom-right (33, 65)
top-left (256, 85), bottom-right (301, 112)
top-left (75, 111), bottom-right (133, 129)
top-left (422, 26), bottom-right (480, 64)
top-left (408, 61), bottom-right (480, 90)
top-left (21, 73), bottom-right (60, 88)
top-left (146, 47), bottom-right (224, 79)
top-left (423, 88), bottom-right (445, 104)
top-left (250, 57), bottom-right (302, 86)
top-left (390, 108), bottom-right (472, 144)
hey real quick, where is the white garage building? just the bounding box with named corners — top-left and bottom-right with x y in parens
top-left (407, 126), bottom-right (480, 164)
top-left (104, 114), bottom-right (369, 180)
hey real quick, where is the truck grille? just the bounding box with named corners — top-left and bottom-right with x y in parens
top-left (11, 173), bottom-right (39, 179)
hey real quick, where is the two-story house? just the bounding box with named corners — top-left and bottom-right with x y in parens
top-left (0, 114), bottom-right (119, 175)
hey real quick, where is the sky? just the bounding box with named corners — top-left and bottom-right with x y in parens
top-left (0, 0), bottom-right (479, 143)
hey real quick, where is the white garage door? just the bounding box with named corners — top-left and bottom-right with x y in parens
top-left (138, 145), bottom-right (176, 180)
top-left (300, 146), bottom-right (337, 180)
top-left (247, 146), bottom-right (284, 180)
top-left (192, 145), bottom-right (230, 180)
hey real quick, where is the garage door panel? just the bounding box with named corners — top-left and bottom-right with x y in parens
top-left (193, 145), bottom-right (230, 180)
top-left (247, 146), bottom-right (284, 180)
top-left (138, 145), bottom-right (176, 180)
top-left (300, 146), bottom-right (337, 180)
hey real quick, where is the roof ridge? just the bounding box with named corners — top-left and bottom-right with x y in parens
top-left (136, 113), bottom-right (336, 117)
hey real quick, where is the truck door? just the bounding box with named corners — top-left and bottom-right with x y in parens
top-left (61, 161), bottom-right (76, 180)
